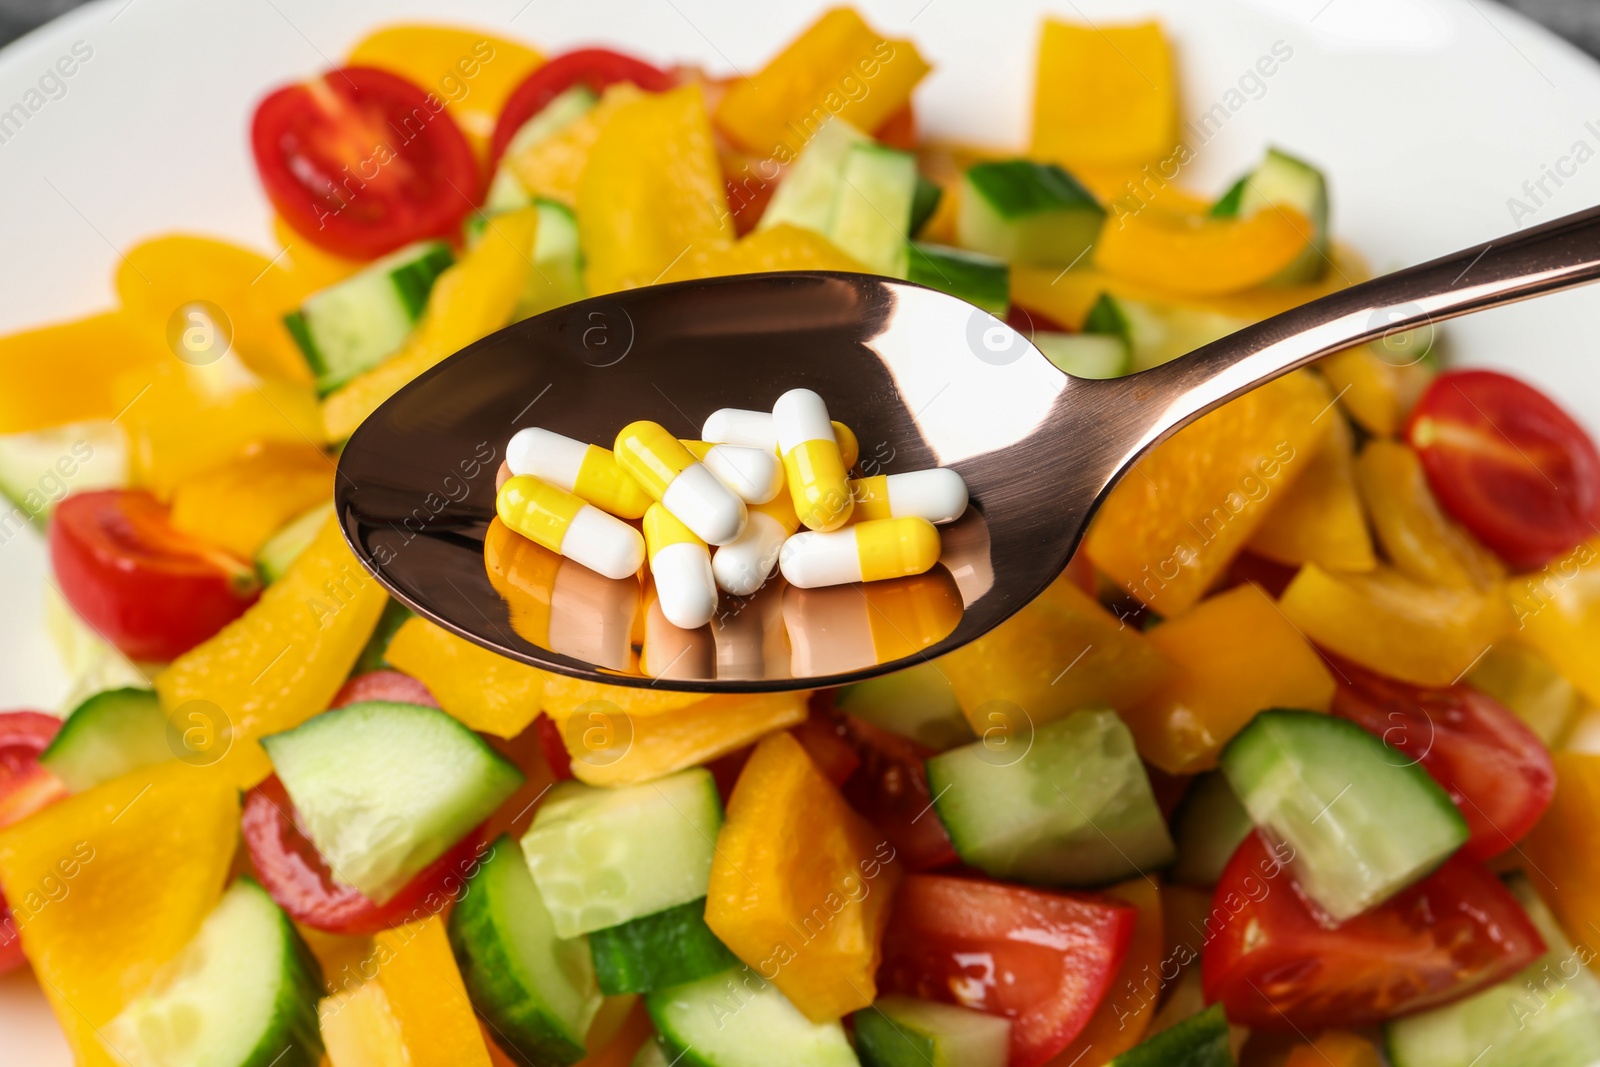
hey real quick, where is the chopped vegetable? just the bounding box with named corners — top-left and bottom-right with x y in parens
top-left (1030, 19), bottom-right (1177, 167)
top-left (384, 615), bottom-right (547, 737)
top-left (169, 440), bottom-right (334, 559)
top-left (957, 160), bottom-right (1105, 268)
top-left (1354, 438), bottom-right (1504, 589)
top-left (1249, 414), bottom-right (1376, 572)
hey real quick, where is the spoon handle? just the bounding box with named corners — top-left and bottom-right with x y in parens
top-left (1116, 202), bottom-right (1600, 461)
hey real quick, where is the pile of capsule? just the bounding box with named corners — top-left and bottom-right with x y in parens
top-left (493, 388), bottom-right (970, 629)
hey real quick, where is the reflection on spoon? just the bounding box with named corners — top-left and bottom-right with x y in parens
top-left (484, 519), bottom-right (639, 671)
top-left (711, 583), bottom-right (791, 681)
top-left (783, 566), bottom-right (963, 676)
top-left (939, 508), bottom-right (993, 605)
top-left (642, 597), bottom-right (715, 680)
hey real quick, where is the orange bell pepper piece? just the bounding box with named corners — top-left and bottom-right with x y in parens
top-left (661, 223), bottom-right (869, 283)
top-left (320, 981), bottom-right (410, 1066)
top-left (155, 517), bottom-right (388, 784)
top-left (1031, 20), bottom-right (1176, 168)
top-left (1280, 563), bottom-right (1512, 687)
top-left (272, 215), bottom-right (365, 293)
top-left (1123, 584), bottom-right (1335, 775)
top-left (1524, 752), bottom-right (1600, 958)
top-left (0, 761), bottom-right (238, 1067)
top-left (1508, 536), bottom-right (1600, 705)
top-left (507, 83), bottom-right (644, 210)
top-left (706, 730), bottom-right (900, 1023)
top-left (1249, 414), bottom-right (1376, 573)
top-left (384, 615), bottom-right (547, 737)
top-left (715, 8), bottom-right (931, 159)
top-left (1086, 370), bottom-right (1333, 615)
top-left (0, 311), bottom-right (164, 434)
top-left (168, 440), bottom-right (333, 558)
top-left (578, 85), bottom-right (735, 295)
top-left (1354, 439), bottom-right (1504, 590)
top-left (1095, 204), bottom-right (1314, 296)
top-left (1284, 1031), bottom-right (1383, 1067)
top-left (1317, 346), bottom-right (1404, 436)
top-left (1047, 877), bottom-right (1164, 1066)
top-left (939, 571), bottom-right (1175, 732)
top-left (373, 916), bottom-right (494, 1067)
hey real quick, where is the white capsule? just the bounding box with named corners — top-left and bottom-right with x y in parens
top-left (507, 427), bottom-right (585, 485)
top-left (702, 408), bottom-right (777, 450)
top-left (713, 510), bottom-right (792, 596)
top-left (644, 505), bottom-right (718, 630)
top-left (658, 463), bottom-right (745, 546)
top-left (851, 469), bottom-right (969, 525)
top-left (771, 389), bottom-right (835, 455)
top-left (699, 443), bottom-right (783, 504)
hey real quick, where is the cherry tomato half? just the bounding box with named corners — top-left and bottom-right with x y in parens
top-left (1406, 369), bottom-right (1600, 569)
top-left (490, 48), bottom-right (675, 167)
top-left (1330, 660), bottom-right (1554, 861)
top-left (1202, 833), bottom-right (1544, 1030)
top-left (50, 490), bottom-right (259, 663)
top-left (242, 774), bottom-right (486, 936)
top-left (253, 66), bottom-right (480, 260)
top-left (879, 873), bottom-right (1136, 1067)
top-left (0, 711), bottom-right (66, 973)
top-left (837, 714), bottom-right (959, 872)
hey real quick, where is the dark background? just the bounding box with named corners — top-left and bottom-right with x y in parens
top-left (0, 0), bottom-right (1597, 54)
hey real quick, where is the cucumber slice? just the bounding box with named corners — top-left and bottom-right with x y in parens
top-left (448, 834), bottom-right (601, 1067)
top-left (0, 421), bottom-right (126, 526)
top-left (906, 243), bottom-right (1009, 316)
top-left (830, 143), bottom-right (917, 276)
top-left (351, 598), bottom-right (414, 675)
top-left (1210, 147), bottom-right (1329, 285)
top-left (1083, 293), bottom-right (1249, 372)
top-left (1033, 333), bottom-right (1131, 379)
top-left (926, 708), bottom-right (1175, 886)
top-left (853, 996), bottom-right (1010, 1067)
top-left (910, 175), bottom-right (943, 238)
top-left (43, 582), bottom-right (150, 711)
top-left (39, 687), bottom-right (168, 793)
top-left (284, 240), bottom-right (455, 394)
top-left (589, 896), bottom-right (739, 995)
top-left (1220, 709), bottom-right (1468, 922)
top-left (521, 768), bottom-right (722, 939)
top-left (759, 117), bottom-right (871, 235)
top-left (503, 84), bottom-right (600, 162)
top-left (1387, 874), bottom-right (1600, 1067)
top-left (1170, 771), bottom-right (1253, 887)
top-left (832, 661), bottom-right (973, 751)
top-left (255, 502), bottom-right (332, 585)
top-left (957, 160), bottom-right (1105, 267)
top-left (262, 700), bottom-right (524, 903)
top-left (647, 967), bottom-right (860, 1067)
top-left (1107, 1003), bottom-right (1232, 1066)
top-left (103, 877), bottom-right (323, 1067)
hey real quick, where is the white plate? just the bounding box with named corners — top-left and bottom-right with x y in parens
top-left (3, 0), bottom-right (1600, 1059)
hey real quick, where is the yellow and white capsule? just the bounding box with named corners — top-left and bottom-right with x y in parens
top-left (712, 491), bottom-right (800, 597)
top-left (682, 440), bottom-right (784, 505)
top-left (779, 516), bottom-right (942, 589)
top-left (643, 504), bottom-right (718, 630)
top-left (615, 421), bottom-right (747, 546)
top-left (701, 408), bottom-right (860, 469)
top-left (506, 427), bottom-right (652, 519)
top-left (772, 389), bottom-right (853, 531)
top-left (849, 469), bottom-right (969, 525)
top-left (496, 475), bottom-right (645, 581)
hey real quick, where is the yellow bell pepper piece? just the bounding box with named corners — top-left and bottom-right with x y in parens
top-left (1355, 439), bottom-right (1504, 590)
top-left (168, 440), bottom-right (333, 558)
top-left (1281, 563), bottom-right (1512, 687)
top-left (706, 730), bottom-right (900, 1023)
top-left (661, 223), bottom-right (869, 283)
top-left (273, 215), bottom-right (365, 292)
top-left (578, 85), bottom-right (735, 295)
top-left (347, 25), bottom-right (544, 159)
top-left (155, 517), bottom-right (388, 783)
top-left (1465, 640), bottom-right (1580, 746)
top-left (1249, 414), bottom-right (1375, 572)
top-left (507, 82), bottom-right (644, 209)
top-left (322, 206), bottom-right (538, 441)
top-left (715, 8), bottom-right (931, 159)
top-left (384, 615), bottom-right (546, 737)
top-left (940, 571), bottom-right (1175, 731)
top-left (1047, 877), bottom-right (1163, 1066)
top-left (373, 916), bottom-right (494, 1067)
top-left (551, 691), bottom-right (807, 788)
top-left (321, 981), bottom-right (410, 1067)
top-left (1031, 20), bottom-right (1176, 168)
top-left (1508, 537), bottom-right (1600, 705)
top-left (1524, 752), bottom-right (1600, 958)
top-left (0, 761), bottom-right (238, 1067)
top-left (1318, 345), bottom-right (1402, 436)
top-left (1095, 204), bottom-right (1314, 296)
top-left (1087, 370), bottom-right (1333, 615)
top-left (1124, 584), bottom-right (1335, 775)
top-left (0, 311), bottom-right (164, 434)
top-left (1284, 1031), bottom-right (1383, 1067)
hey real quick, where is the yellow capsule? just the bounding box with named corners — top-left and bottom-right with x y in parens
top-left (615, 421), bottom-right (747, 545)
top-left (506, 427), bottom-right (651, 519)
top-left (496, 475), bottom-right (645, 581)
top-left (680, 439), bottom-right (784, 504)
top-left (848, 469), bottom-right (970, 525)
top-left (833, 421), bottom-right (860, 470)
top-left (779, 517), bottom-right (942, 588)
top-left (701, 407), bottom-right (860, 469)
top-left (773, 389), bottom-right (853, 531)
top-left (643, 504), bottom-right (718, 630)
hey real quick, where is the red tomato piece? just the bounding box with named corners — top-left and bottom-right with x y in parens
top-left (490, 48), bottom-right (675, 166)
top-left (533, 712), bottom-right (573, 781)
top-left (253, 66), bottom-right (480, 260)
top-left (1005, 304), bottom-right (1070, 338)
top-left (1202, 833), bottom-right (1545, 1030)
top-left (874, 103), bottom-right (918, 150)
top-left (1329, 660), bottom-right (1554, 860)
top-left (0, 711), bottom-right (65, 973)
top-left (838, 715), bottom-right (958, 872)
top-left (50, 490), bottom-right (259, 663)
top-left (242, 774), bottom-right (485, 935)
top-left (879, 873), bottom-right (1137, 1067)
top-left (1406, 369), bottom-right (1600, 569)
top-left (330, 669), bottom-right (439, 710)
top-left (791, 709), bottom-right (861, 787)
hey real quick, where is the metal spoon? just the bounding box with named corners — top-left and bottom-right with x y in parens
top-left (335, 204), bottom-right (1600, 692)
